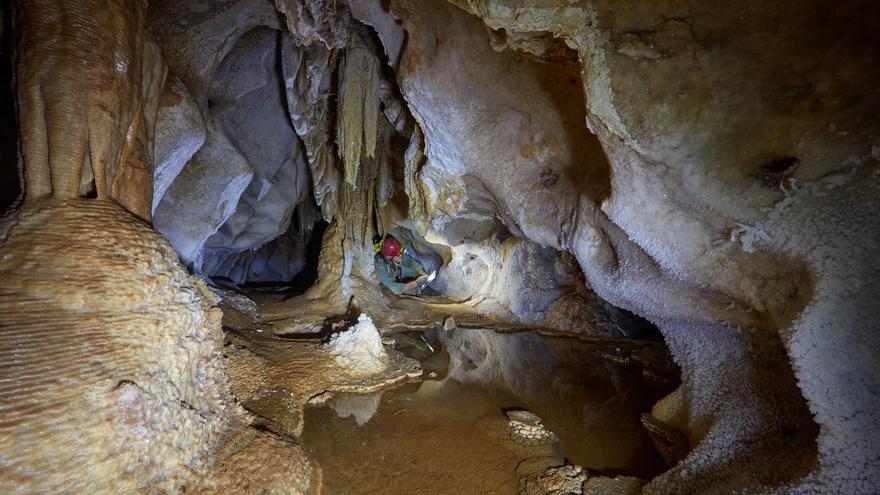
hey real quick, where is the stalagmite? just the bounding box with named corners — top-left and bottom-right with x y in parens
top-left (1, 1), bottom-right (321, 492)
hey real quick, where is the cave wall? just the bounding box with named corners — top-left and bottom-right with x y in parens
top-left (152, 23), bottom-right (320, 284)
top-left (149, 2), bottom-right (331, 284)
top-left (144, 0), bottom-right (597, 326)
top-left (367, 0), bottom-right (880, 492)
top-left (2, 0), bottom-right (877, 492)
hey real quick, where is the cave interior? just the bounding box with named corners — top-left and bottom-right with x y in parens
top-left (0, 0), bottom-right (878, 494)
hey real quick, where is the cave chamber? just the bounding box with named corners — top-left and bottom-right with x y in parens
top-left (0, 0), bottom-right (878, 493)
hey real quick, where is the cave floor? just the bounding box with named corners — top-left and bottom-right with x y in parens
top-left (216, 288), bottom-right (678, 493)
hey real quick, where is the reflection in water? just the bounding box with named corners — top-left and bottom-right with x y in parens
top-left (329, 392), bottom-right (383, 426)
top-left (300, 327), bottom-right (678, 494)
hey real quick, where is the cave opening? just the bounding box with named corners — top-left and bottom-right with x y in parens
top-left (3, 0), bottom-right (873, 493)
top-left (151, 24), bottom-right (332, 293)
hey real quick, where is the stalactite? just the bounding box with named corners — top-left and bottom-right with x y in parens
top-left (281, 38), bottom-right (341, 220)
top-left (336, 27), bottom-right (380, 189)
top-left (373, 119), bottom-right (398, 237)
top-left (404, 124), bottom-right (429, 234)
top-left (274, 0), bottom-right (350, 49)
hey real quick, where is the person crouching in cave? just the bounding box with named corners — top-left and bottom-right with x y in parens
top-left (374, 235), bottom-right (436, 296)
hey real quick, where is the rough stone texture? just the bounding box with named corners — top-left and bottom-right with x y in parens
top-left (223, 325), bottom-right (421, 438)
top-left (204, 27), bottom-right (308, 251)
top-left (520, 464), bottom-right (587, 495)
top-left (336, 26), bottom-right (380, 188)
top-left (323, 314), bottom-right (389, 377)
top-left (381, 0), bottom-right (880, 492)
top-left (274, 0), bottom-right (350, 49)
top-left (150, 0), bottom-right (349, 229)
top-left (0, 200), bottom-right (321, 494)
top-left (13, 0), bottom-right (160, 220)
top-left (150, 2), bottom-right (287, 276)
top-left (153, 113), bottom-right (254, 268)
top-left (392, 0), bottom-right (612, 248)
top-left (583, 476), bottom-right (642, 495)
top-left (203, 200), bottom-right (323, 283)
top-left (185, 420), bottom-right (322, 495)
top-left (151, 25), bottom-right (311, 281)
top-left (150, 3), bottom-right (336, 284)
top-left (148, 0), bottom-right (283, 105)
top-left (506, 409), bottom-right (560, 447)
top-left (273, 21), bottom-right (404, 315)
top-left (281, 36), bottom-right (341, 219)
top-left (433, 236), bottom-right (592, 326)
top-left (152, 72), bottom-right (205, 214)
top-left (7, 0), bottom-right (879, 492)
top-left (3, 2), bottom-right (321, 491)
top-left (111, 39), bottom-right (166, 222)
top-left (346, 0), bottom-right (405, 68)
top-left (0, 200), bottom-right (231, 493)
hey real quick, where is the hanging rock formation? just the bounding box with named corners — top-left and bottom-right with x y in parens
top-left (13, 0), bottom-right (156, 219)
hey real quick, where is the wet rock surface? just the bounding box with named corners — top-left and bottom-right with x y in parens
top-left (519, 464), bottom-right (588, 495)
top-left (221, 306), bottom-right (422, 438)
top-left (506, 410), bottom-right (560, 447)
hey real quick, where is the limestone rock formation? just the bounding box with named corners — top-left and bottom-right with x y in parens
top-left (0, 200), bottom-right (231, 492)
top-left (280, 35), bottom-right (341, 219)
top-left (520, 464), bottom-right (588, 495)
top-left (13, 0), bottom-right (158, 220)
top-left (324, 314), bottom-right (389, 377)
top-left (2, 0), bottom-right (878, 492)
top-left (222, 321), bottom-right (420, 438)
top-left (433, 236), bottom-right (596, 327)
top-left (152, 72), bottom-right (205, 214)
top-left (376, 0), bottom-right (880, 492)
top-left (583, 476), bottom-right (642, 495)
top-left (153, 113), bottom-right (255, 268)
top-left (506, 409), bottom-right (560, 447)
top-left (150, 14), bottom-right (324, 284)
top-left (147, 0), bottom-right (356, 286)
top-left (185, 423), bottom-right (322, 494)
top-left (1, 2), bottom-right (321, 492)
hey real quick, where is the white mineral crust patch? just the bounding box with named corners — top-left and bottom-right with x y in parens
top-left (324, 314), bottom-right (388, 377)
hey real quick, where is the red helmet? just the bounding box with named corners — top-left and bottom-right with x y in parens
top-left (380, 236), bottom-right (403, 258)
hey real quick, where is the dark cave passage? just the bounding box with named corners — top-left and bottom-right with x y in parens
top-left (0, 7), bottom-right (20, 214)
